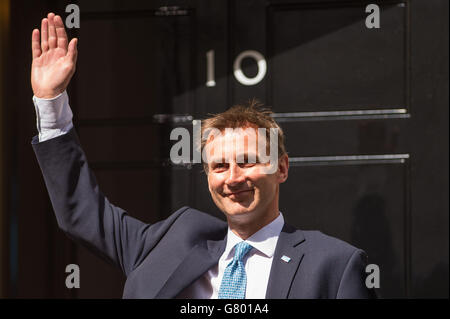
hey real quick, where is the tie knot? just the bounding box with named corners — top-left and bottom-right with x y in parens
top-left (233, 241), bottom-right (253, 262)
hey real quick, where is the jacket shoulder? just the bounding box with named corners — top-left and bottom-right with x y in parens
top-left (169, 206), bottom-right (228, 241)
top-left (301, 229), bottom-right (362, 257)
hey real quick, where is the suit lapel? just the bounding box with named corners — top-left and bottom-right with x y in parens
top-left (155, 236), bottom-right (227, 299)
top-left (265, 223), bottom-right (306, 299)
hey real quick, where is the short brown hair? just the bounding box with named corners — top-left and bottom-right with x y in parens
top-left (200, 99), bottom-right (287, 172)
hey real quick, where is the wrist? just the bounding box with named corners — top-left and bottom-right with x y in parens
top-left (33, 91), bottom-right (65, 101)
top-left (33, 88), bottom-right (65, 99)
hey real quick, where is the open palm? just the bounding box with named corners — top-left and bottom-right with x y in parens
top-left (31, 13), bottom-right (78, 99)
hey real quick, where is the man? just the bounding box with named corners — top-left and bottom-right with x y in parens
top-left (31, 13), bottom-right (376, 299)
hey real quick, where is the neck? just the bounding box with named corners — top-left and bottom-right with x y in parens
top-left (227, 207), bottom-right (280, 240)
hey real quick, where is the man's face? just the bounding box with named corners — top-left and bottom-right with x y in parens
top-left (205, 127), bottom-right (288, 222)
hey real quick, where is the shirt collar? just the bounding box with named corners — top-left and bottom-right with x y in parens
top-left (223, 212), bottom-right (284, 259)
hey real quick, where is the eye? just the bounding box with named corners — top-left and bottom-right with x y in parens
top-left (240, 155), bottom-right (260, 167)
top-left (211, 163), bottom-right (228, 171)
top-left (239, 162), bottom-right (256, 168)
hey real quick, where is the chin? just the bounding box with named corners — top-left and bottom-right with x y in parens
top-left (223, 202), bottom-right (256, 217)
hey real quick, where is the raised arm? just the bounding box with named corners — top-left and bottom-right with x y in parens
top-left (30, 13), bottom-right (183, 277)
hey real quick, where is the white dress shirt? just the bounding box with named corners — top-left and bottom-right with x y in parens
top-left (177, 212), bottom-right (284, 299)
top-left (32, 92), bottom-right (286, 299)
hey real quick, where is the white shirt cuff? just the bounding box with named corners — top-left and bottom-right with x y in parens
top-left (32, 90), bottom-right (74, 142)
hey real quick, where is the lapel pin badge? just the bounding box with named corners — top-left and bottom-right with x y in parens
top-left (281, 255), bottom-right (291, 263)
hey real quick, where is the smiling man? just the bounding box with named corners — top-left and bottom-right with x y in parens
top-left (31, 13), bottom-right (376, 299)
top-left (202, 112), bottom-right (288, 241)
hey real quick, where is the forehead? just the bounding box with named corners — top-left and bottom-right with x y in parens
top-left (205, 127), bottom-right (261, 161)
top-left (207, 127), bottom-right (259, 146)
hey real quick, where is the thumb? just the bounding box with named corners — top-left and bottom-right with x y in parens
top-left (67, 38), bottom-right (78, 62)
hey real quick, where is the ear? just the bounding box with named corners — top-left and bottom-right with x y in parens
top-left (277, 154), bottom-right (289, 183)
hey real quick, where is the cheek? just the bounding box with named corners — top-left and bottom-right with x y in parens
top-left (208, 176), bottom-right (223, 193)
top-left (253, 175), bottom-right (278, 193)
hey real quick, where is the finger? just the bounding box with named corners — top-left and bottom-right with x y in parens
top-left (54, 15), bottom-right (68, 51)
top-left (32, 29), bottom-right (42, 59)
top-left (67, 38), bottom-right (78, 63)
top-left (41, 18), bottom-right (49, 52)
top-left (47, 12), bottom-right (57, 49)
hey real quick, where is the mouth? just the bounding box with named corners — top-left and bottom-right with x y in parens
top-left (225, 189), bottom-right (254, 197)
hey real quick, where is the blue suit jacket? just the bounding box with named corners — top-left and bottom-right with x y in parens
top-left (32, 128), bottom-right (376, 299)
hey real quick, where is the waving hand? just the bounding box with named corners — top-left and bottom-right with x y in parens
top-left (31, 13), bottom-right (78, 99)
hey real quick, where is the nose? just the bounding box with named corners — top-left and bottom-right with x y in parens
top-left (225, 162), bottom-right (246, 186)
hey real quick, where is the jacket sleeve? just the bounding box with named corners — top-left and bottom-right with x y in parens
top-left (336, 249), bottom-right (378, 299)
top-left (32, 127), bottom-right (187, 277)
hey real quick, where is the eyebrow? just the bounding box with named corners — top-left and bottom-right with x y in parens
top-left (208, 152), bottom-right (260, 164)
top-left (239, 153), bottom-right (259, 163)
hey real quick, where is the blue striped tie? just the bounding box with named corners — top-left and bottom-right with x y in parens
top-left (218, 241), bottom-right (253, 299)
